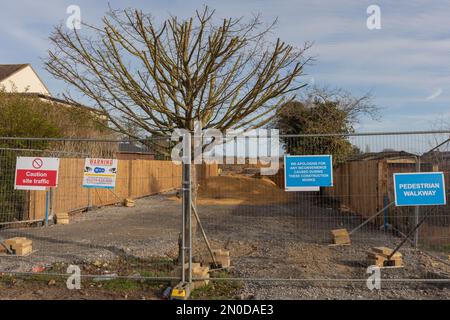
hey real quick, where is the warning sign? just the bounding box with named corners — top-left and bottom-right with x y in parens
top-left (15, 157), bottom-right (60, 190)
top-left (82, 158), bottom-right (118, 189)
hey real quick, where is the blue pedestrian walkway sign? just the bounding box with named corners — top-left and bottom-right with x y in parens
top-left (284, 155), bottom-right (333, 191)
top-left (393, 172), bottom-right (446, 206)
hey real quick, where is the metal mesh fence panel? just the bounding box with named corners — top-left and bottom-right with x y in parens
top-left (0, 132), bottom-right (449, 298)
top-left (193, 131), bottom-right (450, 297)
top-left (0, 137), bottom-right (181, 282)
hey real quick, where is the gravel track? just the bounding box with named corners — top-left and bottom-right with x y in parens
top-left (1, 191), bottom-right (449, 299)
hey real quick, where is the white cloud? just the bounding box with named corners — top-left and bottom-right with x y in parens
top-left (426, 88), bottom-right (443, 100)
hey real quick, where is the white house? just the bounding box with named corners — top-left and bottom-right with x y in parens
top-left (0, 64), bottom-right (50, 95)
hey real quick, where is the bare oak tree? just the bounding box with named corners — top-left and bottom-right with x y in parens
top-left (45, 6), bottom-right (311, 262)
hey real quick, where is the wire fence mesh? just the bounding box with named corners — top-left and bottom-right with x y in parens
top-left (194, 131), bottom-right (450, 289)
top-left (0, 132), bottom-right (449, 295)
top-left (0, 137), bottom-right (181, 280)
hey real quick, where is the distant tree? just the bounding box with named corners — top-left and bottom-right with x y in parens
top-left (273, 86), bottom-right (378, 162)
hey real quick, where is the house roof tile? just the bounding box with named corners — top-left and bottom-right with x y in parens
top-left (0, 64), bottom-right (29, 82)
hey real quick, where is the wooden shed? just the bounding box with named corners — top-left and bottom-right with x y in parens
top-left (325, 151), bottom-right (438, 230)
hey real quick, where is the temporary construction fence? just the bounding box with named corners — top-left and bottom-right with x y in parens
top-left (269, 150), bottom-right (442, 245)
top-left (0, 132), bottom-right (450, 297)
top-left (0, 138), bottom-right (217, 224)
top-left (194, 131), bottom-right (450, 291)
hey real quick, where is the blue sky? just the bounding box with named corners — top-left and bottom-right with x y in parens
top-left (1, 0), bottom-right (450, 132)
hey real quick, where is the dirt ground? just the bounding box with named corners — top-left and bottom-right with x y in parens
top-left (0, 275), bottom-right (164, 300)
top-left (1, 175), bottom-right (450, 299)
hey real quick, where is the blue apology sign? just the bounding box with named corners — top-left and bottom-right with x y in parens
top-left (284, 155), bottom-right (333, 191)
top-left (394, 172), bottom-right (446, 206)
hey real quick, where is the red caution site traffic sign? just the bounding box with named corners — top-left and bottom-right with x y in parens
top-left (14, 157), bottom-right (60, 190)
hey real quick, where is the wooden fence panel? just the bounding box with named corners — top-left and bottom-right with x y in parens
top-left (27, 159), bottom-right (216, 220)
top-left (325, 160), bottom-right (380, 220)
top-left (54, 158), bottom-right (89, 213)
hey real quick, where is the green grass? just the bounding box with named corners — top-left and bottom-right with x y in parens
top-left (98, 278), bottom-right (152, 291)
top-left (0, 260), bottom-right (242, 300)
top-left (138, 270), bottom-right (172, 278)
top-left (190, 271), bottom-right (242, 300)
top-left (0, 274), bottom-right (16, 285)
top-left (0, 273), bottom-right (65, 288)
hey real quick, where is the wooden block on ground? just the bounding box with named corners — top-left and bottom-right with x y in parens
top-left (57, 218), bottom-right (70, 225)
top-left (171, 263), bottom-right (203, 277)
top-left (372, 247), bottom-right (392, 256)
top-left (206, 249), bottom-right (231, 268)
top-left (334, 235), bottom-right (351, 245)
top-left (391, 258), bottom-right (403, 267)
top-left (330, 229), bottom-right (351, 245)
top-left (214, 249), bottom-right (230, 257)
top-left (124, 198), bottom-right (135, 207)
top-left (3, 237), bottom-right (33, 256)
top-left (333, 236), bottom-right (351, 245)
top-left (367, 248), bottom-right (403, 267)
top-left (4, 237), bottom-right (27, 247)
top-left (191, 263), bottom-right (204, 274)
top-left (390, 252), bottom-right (402, 259)
top-left (193, 274), bottom-right (210, 289)
top-left (193, 265), bottom-right (210, 288)
top-left (193, 266), bottom-right (209, 277)
top-left (56, 212), bottom-right (70, 224)
top-left (384, 257), bottom-right (403, 267)
top-left (371, 247), bottom-right (402, 258)
top-left (367, 249), bottom-right (387, 266)
top-left (14, 245), bottom-right (32, 256)
top-left (14, 240), bottom-right (32, 248)
top-left (331, 229), bottom-right (349, 237)
top-left (170, 263), bottom-right (210, 287)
